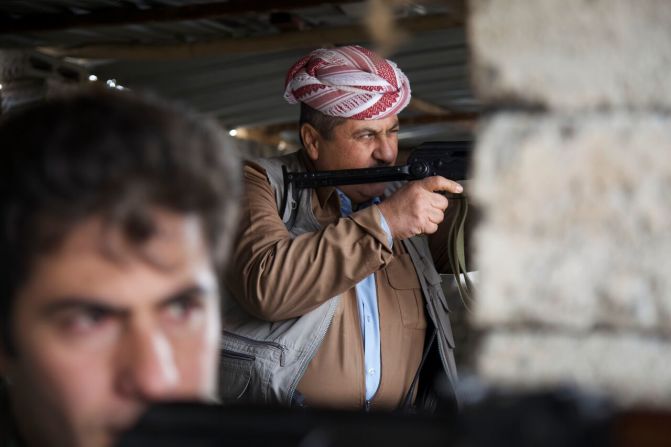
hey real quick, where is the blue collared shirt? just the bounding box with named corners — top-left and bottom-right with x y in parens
top-left (336, 189), bottom-right (393, 401)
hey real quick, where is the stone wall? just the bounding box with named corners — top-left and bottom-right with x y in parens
top-left (468, 0), bottom-right (671, 407)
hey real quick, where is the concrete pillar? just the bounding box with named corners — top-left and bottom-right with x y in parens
top-left (468, 0), bottom-right (671, 407)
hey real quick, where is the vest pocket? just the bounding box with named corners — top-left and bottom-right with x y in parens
top-left (386, 253), bottom-right (427, 329)
top-left (219, 349), bottom-right (254, 402)
top-left (433, 288), bottom-right (456, 349)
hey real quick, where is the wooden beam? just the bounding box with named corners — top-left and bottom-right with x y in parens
top-left (232, 126), bottom-right (298, 150)
top-left (0, 0), bottom-right (363, 34)
top-left (407, 97), bottom-right (477, 131)
top-left (399, 112), bottom-right (477, 125)
top-left (40, 14), bottom-right (461, 60)
top-left (229, 111), bottom-right (477, 148)
top-left (409, 97), bottom-right (454, 116)
top-left (363, 0), bottom-right (467, 56)
top-left (233, 111), bottom-right (477, 134)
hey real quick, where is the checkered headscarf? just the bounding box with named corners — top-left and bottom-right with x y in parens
top-left (284, 45), bottom-right (411, 120)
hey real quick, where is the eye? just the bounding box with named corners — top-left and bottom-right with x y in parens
top-left (164, 293), bottom-right (205, 323)
top-left (357, 132), bottom-right (375, 141)
top-left (60, 307), bottom-right (112, 334)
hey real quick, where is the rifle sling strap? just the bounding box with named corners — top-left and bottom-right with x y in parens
top-left (447, 196), bottom-right (475, 308)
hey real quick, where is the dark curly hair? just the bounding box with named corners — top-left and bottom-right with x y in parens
top-left (0, 87), bottom-right (241, 355)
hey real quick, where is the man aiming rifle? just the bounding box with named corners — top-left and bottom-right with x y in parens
top-left (221, 45), bottom-right (472, 412)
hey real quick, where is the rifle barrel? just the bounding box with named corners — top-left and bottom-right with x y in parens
top-left (283, 141), bottom-right (471, 190)
top-left (286, 165), bottom-right (411, 188)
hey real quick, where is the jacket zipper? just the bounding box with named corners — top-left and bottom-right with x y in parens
top-left (222, 330), bottom-right (286, 366)
top-left (221, 348), bottom-right (255, 361)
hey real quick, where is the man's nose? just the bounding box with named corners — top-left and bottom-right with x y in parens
top-left (373, 135), bottom-right (396, 165)
top-left (116, 327), bottom-right (180, 400)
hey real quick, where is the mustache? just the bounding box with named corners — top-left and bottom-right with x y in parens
top-left (369, 161), bottom-right (395, 169)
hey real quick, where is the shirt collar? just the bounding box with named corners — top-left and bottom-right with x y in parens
top-left (336, 189), bottom-right (380, 216)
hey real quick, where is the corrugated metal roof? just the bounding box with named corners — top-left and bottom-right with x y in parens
top-left (0, 1), bottom-right (476, 151)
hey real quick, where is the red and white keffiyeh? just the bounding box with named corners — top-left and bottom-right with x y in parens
top-left (284, 45), bottom-right (411, 120)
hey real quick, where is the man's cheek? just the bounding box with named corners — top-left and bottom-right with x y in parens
top-left (9, 363), bottom-right (86, 447)
top-left (172, 332), bottom-right (218, 398)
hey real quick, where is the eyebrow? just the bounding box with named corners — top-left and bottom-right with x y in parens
top-left (157, 285), bottom-right (207, 309)
top-left (41, 299), bottom-right (126, 319)
top-left (353, 122), bottom-right (399, 136)
top-left (352, 127), bottom-right (377, 135)
top-left (40, 284), bottom-right (209, 318)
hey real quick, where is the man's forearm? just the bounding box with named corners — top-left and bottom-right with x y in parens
top-left (225, 165), bottom-right (394, 321)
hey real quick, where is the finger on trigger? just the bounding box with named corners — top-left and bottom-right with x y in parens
top-left (425, 175), bottom-right (463, 194)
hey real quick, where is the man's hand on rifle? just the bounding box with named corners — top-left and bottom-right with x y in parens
top-left (378, 176), bottom-right (463, 240)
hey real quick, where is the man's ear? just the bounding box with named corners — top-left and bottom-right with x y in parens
top-left (300, 124), bottom-right (321, 161)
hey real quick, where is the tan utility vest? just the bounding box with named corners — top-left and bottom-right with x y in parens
top-left (219, 151), bottom-right (458, 407)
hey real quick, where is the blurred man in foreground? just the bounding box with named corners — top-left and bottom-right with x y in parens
top-left (0, 88), bottom-right (241, 447)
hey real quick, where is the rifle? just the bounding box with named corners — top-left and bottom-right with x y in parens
top-left (280, 141), bottom-right (475, 306)
top-left (281, 141), bottom-right (471, 199)
top-left (118, 388), bottom-right (639, 447)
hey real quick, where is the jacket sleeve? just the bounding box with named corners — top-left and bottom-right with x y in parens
top-left (224, 162), bottom-right (394, 321)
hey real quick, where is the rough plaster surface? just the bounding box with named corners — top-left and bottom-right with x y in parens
top-left (478, 331), bottom-right (671, 407)
top-left (471, 112), bottom-right (671, 333)
top-left (469, 0), bottom-right (671, 110)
